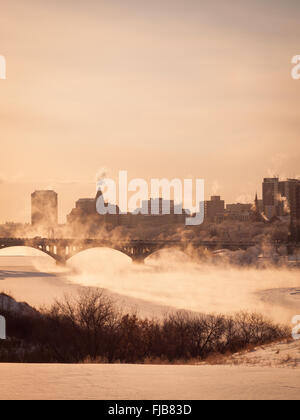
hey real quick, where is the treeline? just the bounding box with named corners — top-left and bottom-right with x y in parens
top-left (0, 289), bottom-right (290, 363)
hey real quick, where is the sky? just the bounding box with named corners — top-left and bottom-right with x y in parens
top-left (0, 0), bottom-right (300, 223)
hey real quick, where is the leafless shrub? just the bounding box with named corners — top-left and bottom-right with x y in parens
top-left (0, 289), bottom-right (291, 364)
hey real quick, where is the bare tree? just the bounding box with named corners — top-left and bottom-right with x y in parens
top-left (49, 288), bottom-right (117, 361)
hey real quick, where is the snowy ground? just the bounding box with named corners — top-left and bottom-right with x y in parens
top-left (218, 339), bottom-right (300, 369)
top-left (0, 363), bottom-right (299, 400)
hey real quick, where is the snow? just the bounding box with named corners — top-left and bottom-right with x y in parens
top-left (220, 339), bottom-right (300, 369)
top-left (0, 364), bottom-right (299, 400)
top-left (0, 293), bottom-right (37, 316)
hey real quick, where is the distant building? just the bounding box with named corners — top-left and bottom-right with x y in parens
top-left (68, 198), bottom-right (97, 222)
top-left (76, 198), bottom-right (97, 214)
top-left (31, 190), bottom-right (58, 228)
top-left (67, 195), bottom-right (187, 232)
top-left (225, 203), bottom-right (252, 222)
top-left (279, 179), bottom-right (300, 241)
top-left (278, 179), bottom-right (300, 219)
top-left (262, 178), bottom-right (281, 219)
top-left (250, 194), bottom-right (266, 223)
top-left (257, 199), bottom-right (264, 213)
top-left (138, 198), bottom-right (183, 215)
top-left (204, 196), bottom-right (225, 222)
top-left (130, 198), bottom-right (187, 225)
top-left (262, 177), bottom-right (300, 239)
top-left (263, 178), bottom-right (300, 218)
top-left (67, 197), bottom-right (119, 230)
top-left (226, 203), bottom-right (252, 213)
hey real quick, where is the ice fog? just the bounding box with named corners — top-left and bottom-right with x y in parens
top-left (0, 246), bottom-right (299, 325)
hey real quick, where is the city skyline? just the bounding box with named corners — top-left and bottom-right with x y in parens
top-left (3, 173), bottom-right (300, 224)
top-left (1, 174), bottom-right (299, 226)
top-left (0, 176), bottom-right (266, 224)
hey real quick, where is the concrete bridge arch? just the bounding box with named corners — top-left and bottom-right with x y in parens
top-left (0, 243), bottom-right (65, 264)
top-left (0, 237), bottom-right (281, 266)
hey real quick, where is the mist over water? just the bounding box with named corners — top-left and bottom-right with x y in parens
top-left (0, 247), bottom-right (299, 324)
top-left (65, 248), bottom-right (300, 324)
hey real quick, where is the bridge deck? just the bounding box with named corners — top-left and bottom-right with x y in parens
top-left (0, 237), bottom-right (297, 264)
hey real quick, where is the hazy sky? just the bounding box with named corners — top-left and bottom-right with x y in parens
top-left (0, 0), bottom-right (300, 222)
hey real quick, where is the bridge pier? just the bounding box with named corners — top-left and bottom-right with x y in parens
top-left (287, 244), bottom-right (295, 256)
top-left (131, 255), bottom-right (145, 265)
top-left (56, 259), bottom-right (67, 267)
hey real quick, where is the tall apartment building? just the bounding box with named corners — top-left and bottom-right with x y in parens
top-left (31, 190), bottom-right (58, 228)
top-left (263, 178), bottom-right (300, 218)
top-left (262, 177), bottom-right (300, 239)
top-left (279, 179), bottom-right (300, 241)
top-left (262, 178), bottom-right (281, 219)
top-left (279, 179), bottom-right (300, 219)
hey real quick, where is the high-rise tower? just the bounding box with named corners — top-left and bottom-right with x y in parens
top-left (31, 190), bottom-right (58, 228)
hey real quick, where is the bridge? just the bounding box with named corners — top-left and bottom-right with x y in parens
top-left (0, 237), bottom-right (297, 264)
